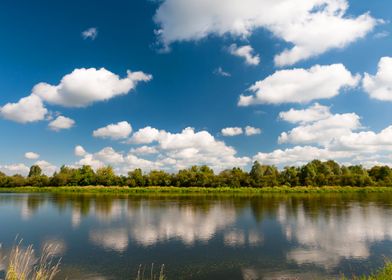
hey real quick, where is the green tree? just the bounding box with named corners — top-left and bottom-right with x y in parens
top-left (128, 168), bottom-right (145, 187)
top-left (78, 165), bottom-right (96, 186)
top-left (96, 166), bottom-right (116, 186)
top-left (28, 165), bottom-right (42, 177)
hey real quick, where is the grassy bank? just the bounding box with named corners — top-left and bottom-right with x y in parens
top-left (343, 262), bottom-right (392, 280)
top-left (1, 186), bottom-right (392, 194)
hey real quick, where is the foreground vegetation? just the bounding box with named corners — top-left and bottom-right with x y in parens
top-left (1, 241), bottom-right (390, 280)
top-left (342, 262), bottom-right (392, 280)
top-left (4, 241), bottom-right (60, 280)
top-left (2, 241), bottom-right (165, 280)
top-left (2, 160), bottom-right (392, 189)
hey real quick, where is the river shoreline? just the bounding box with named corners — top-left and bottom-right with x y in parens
top-left (1, 186), bottom-right (392, 194)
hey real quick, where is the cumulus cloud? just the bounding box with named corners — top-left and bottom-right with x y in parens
top-left (363, 57), bottom-right (392, 101)
top-left (278, 112), bottom-right (361, 146)
top-left (154, 0), bottom-right (377, 66)
top-left (33, 68), bottom-right (152, 108)
top-left (0, 161), bottom-right (56, 176)
top-left (0, 94), bottom-right (48, 123)
top-left (221, 127), bottom-right (243, 136)
top-left (221, 126), bottom-right (261, 136)
top-left (82, 27), bottom-right (98, 40)
top-left (257, 103), bottom-right (392, 166)
top-left (128, 126), bottom-right (163, 144)
top-left (94, 147), bottom-right (124, 164)
top-left (130, 146), bottom-right (158, 155)
top-left (228, 44), bottom-right (260, 66)
top-left (35, 160), bottom-right (57, 176)
top-left (25, 152), bottom-right (40, 160)
top-left (330, 126), bottom-right (392, 153)
top-left (238, 64), bottom-right (359, 106)
top-left (245, 126), bottom-right (261, 136)
top-left (93, 121), bottom-right (132, 140)
top-left (253, 146), bottom-right (350, 166)
top-left (77, 154), bottom-right (104, 170)
top-left (74, 145), bottom-right (87, 157)
top-left (0, 163), bottom-right (30, 176)
top-left (79, 127), bottom-right (250, 172)
top-left (279, 103), bottom-right (331, 124)
top-left (48, 116), bottom-right (75, 131)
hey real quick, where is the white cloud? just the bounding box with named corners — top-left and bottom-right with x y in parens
top-left (363, 57), bottom-right (392, 101)
top-left (238, 64), bottom-right (359, 106)
top-left (78, 127), bottom-right (250, 172)
top-left (279, 112), bottom-right (361, 146)
top-left (155, 127), bottom-right (250, 170)
top-left (154, 0), bottom-right (377, 66)
top-left (0, 161), bottom-right (56, 176)
top-left (279, 103), bottom-right (331, 124)
top-left (221, 126), bottom-right (261, 136)
top-left (130, 146), bottom-right (158, 155)
top-left (94, 147), bottom-right (124, 164)
top-left (228, 44), bottom-right (260, 66)
top-left (33, 68), bottom-right (152, 108)
top-left (74, 145), bottom-right (87, 157)
top-left (0, 163), bottom-right (30, 176)
top-left (25, 152), bottom-right (40, 160)
top-left (129, 126), bottom-right (163, 144)
top-left (245, 126), bottom-right (261, 136)
top-left (77, 154), bottom-right (104, 170)
top-left (35, 160), bottom-right (57, 176)
top-left (0, 94), bottom-right (48, 123)
top-left (124, 154), bottom-right (160, 171)
top-left (330, 126), bottom-right (392, 153)
top-left (93, 121), bottom-right (132, 140)
top-left (213, 67), bottom-right (231, 77)
top-left (258, 104), bottom-right (392, 166)
top-left (82, 27), bottom-right (98, 40)
top-left (221, 127), bottom-right (243, 136)
top-left (48, 116), bottom-right (75, 131)
top-left (253, 146), bottom-right (350, 166)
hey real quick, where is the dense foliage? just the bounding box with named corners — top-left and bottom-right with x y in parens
top-left (1, 160), bottom-right (392, 188)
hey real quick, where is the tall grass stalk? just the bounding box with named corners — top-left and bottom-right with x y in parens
top-left (4, 241), bottom-right (60, 280)
top-left (135, 264), bottom-right (165, 280)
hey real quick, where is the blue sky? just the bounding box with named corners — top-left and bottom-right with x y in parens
top-left (1, 0), bottom-right (392, 175)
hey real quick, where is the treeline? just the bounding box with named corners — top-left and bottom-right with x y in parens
top-left (1, 160), bottom-right (392, 188)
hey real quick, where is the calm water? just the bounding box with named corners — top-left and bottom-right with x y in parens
top-left (1, 192), bottom-right (392, 279)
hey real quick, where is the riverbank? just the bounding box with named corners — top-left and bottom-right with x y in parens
top-left (1, 186), bottom-right (392, 194)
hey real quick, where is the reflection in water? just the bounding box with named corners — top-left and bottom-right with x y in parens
top-left (2, 193), bottom-right (392, 279)
top-left (90, 228), bottom-right (129, 252)
top-left (224, 230), bottom-right (263, 247)
top-left (126, 203), bottom-right (236, 246)
top-left (280, 202), bottom-right (392, 268)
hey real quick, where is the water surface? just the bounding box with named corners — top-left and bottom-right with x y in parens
top-left (1, 192), bottom-right (392, 279)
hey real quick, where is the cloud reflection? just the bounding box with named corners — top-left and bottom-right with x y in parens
top-left (279, 203), bottom-right (392, 268)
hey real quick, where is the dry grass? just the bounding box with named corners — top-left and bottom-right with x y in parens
top-left (135, 264), bottom-right (166, 280)
top-left (4, 240), bottom-right (60, 280)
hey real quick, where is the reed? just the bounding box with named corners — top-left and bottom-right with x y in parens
top-left (4, 241), bottom-right (60, 280)
top-left (135, 264), bottom-right (166, 280)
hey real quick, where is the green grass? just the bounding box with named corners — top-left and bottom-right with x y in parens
top-left (1, 186), bottom-right (392, 194)
top-left (342, 262), bottom-right (392, 280)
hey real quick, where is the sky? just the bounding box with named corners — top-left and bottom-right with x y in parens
top-left (0, 0), bottom-right (392, 175)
